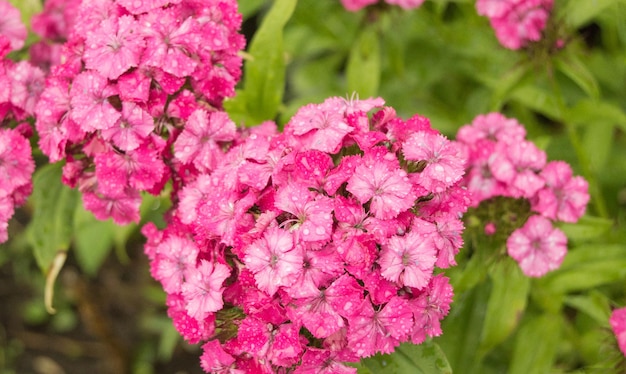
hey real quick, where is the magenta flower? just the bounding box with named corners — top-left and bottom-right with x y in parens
top-left (69, 71), bottom-right (121, 132)
top-left (244, 227), bottom-right (303, 296)
top-left (534, 161), bottom-right (590, 223)
top-left (507, 215), bottom-right (567, 277)
top-left (83, 15), bottom-right (145, 79)
top-left (378, 230), bottom-right (437, 289)
top-left (182, 259), bottom-right (231, 321)
top-left (101, 101), bottom-right (154, 152)
top-left (347, 160), bottom-right (414, 220)
top-left (610, 307), bottom-right (626, 356)
top-left (150, 235), bottom-right (199, 294)
top-left (0, 1), bottom-right (27, 51)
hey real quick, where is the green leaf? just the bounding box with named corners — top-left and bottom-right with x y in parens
top-left (346, 26), bottom-right (381, 98)
top-left (536, 244), bottom-right (626, 294)
top-left (509, 313), bottom-right (561, 374)
top-left (479, 258), bottom-right (530, 356)
top-left (554, 53), bottom-right (600, 100)
top-left (73, 203), bottom-right (115, 277)
top-left (561, 0), bottom-right (624, 28)
top-left (565, 99), bottom-right (626, 133)
top-left (225, 0), bottom-right (297, 125)
top-left (582, 121), bottom-right (614, 171)
top-left (239, 0), bottom-right (267, 19)
top-left (394, 341), bottom-right (452, 374)
top-left (489, 63), bottom-right (531, 111)
top-left (510, 85), bottom-right (561, 120)
top-left (28, 163), bottom-right (80, 272)
top-left (564, 291), bottom-right (612, 326)
top-left (557, 216), bottom-right (613, 242)
top-left (437, 285), bottom-right (490, 373)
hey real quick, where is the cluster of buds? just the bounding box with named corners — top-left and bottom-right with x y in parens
top-left (33, 0), bottom-right (245, 224)
top-left (476, 0), bottom-right (554, 50)
top-left (143, 96), bottom-right (470, 372)
top-left (456, 112), bottom-right (589, 277)
top-left (0, 1), bottom-right (40, 243)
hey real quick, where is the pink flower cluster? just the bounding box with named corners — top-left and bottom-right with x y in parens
top-left (143, 96), bottom-right (470, 372)
top-left (0, 1), bottom-right (38, 243)
top-left (34, 0), bottom-right (245, 225)
top-left (456, 112), bottom-right (590, 277)
top-left (340, 0), bottom-right (425, 12)
top-left (476, 0), bottom-right (553, 50)
top-left (610, 307), bottom-right (626, 357)
top-left (29, 0), bottom-right (82, 72)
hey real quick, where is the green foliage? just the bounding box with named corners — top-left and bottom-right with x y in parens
top-left (27, 163), bottom-right (79, 272)
top-left (225, 0), bottom-right (298, 126)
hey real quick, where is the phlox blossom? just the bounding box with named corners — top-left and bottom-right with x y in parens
top-left (506, 215), bottom-right (567, 277)
top-left (244, 227), bottom-right (303, 296)
top-left (182, 259), bottom-right (231, 321)
top-left (347, 160), bottom-right (414, 220)
top-left (534, 161), bottom-right (589, 222)
top-left (378, 230), bottom-right (437, 289)
top-left (0, 1), bottom-right (27, 51)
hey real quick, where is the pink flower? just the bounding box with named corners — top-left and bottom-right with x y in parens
top-left (339, 0), bottom-right (378, 12)
top-left (200, 340), bottom-right (237, 374)
top-left (347, 160), bottom-right (414, 220)
top-left (174, 109), bottom-right (237, 173)
top-left (378, 230), bottom-right (437, 289)
top-left (534, 161), bottom-right (589, 223)
top-left (150, 235), bottom-right (199, 294)
top-left (507, 215), bottom-right (567, 277)
top-left (386, 0), bottom-right (425, 9)
top-left (100, 101), bottom-right (154, 151)
top-left (403, 131), bottom-right (466, 193)
top-left (294, 348), bottom-right (356, 374)
top-left (83, 15), bottom-right (145, 79)
top-left (69, 71), bottom-right (121, 132)
top-left (275, 183), bottom-right (334, 243)
top-left (82, 187), bottom-right (142, 225)
top-left (489, 140), bottom-right (546, 198)
top-left (8, 61), bottom-right (46, 116)
top-left (0, 1), bottom-right (27, 51)
top-left (348, 296), bottom-right (413, 357)
top-left (610, 307), bottom-right (626, 356)
top-left (410, 274), bottom-right (453, 344)
top-left (244, 227), bottom-right (303, 296)
top-left (182, 259), bottom-right (230, 321)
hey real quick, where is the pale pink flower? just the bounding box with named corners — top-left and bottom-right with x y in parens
top-left (507, 215), bottom-right (567, 277)
top-left (410, 274), bottom-right (453, 344)
top-left (489, 140), bottom-right (546, 198)
top-left (151, 235), bottom-right (199, 294)
top-left (82, 188), bottom-right (141, 225)
top-left (182, 259), bottom-right (230, 321)
top-left (610, 307), bottom-right (626, 356)
top-left (174, 109), bottom-right (236, 173)
top-left (244, 228), bottom-right (303, 296)
top-left (8, 62), bottom-right (46, 116)
top-left (347, 161), bottom-right (414, 220)
top-left (83, 15), bottom-right (145, 79)
top-left (534, 161), bottom-right (589, 222)
top-left (456, 112), bottom-right (526, 148)
top-left (140, 8), bottom-right (201, 77)
top-left (69, 71), bottom-right (121, 132)
top-left (101, 102), bottom-right (154, 151)
top-left (378, 231), bottom-right (437, 289)
top-left (275, 183), bottom-right (334, 243)
top-left (403, 131), bottom-right (466, 193)
top-left (287, 98), bottom-right (354, 153)
top-left (0, 1), bottom-right (27, 51)
top-left (348, 296), bottom-right (413, 357)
